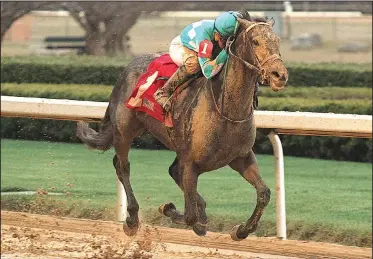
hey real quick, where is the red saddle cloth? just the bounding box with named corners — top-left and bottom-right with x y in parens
top-left (126, 54), bottom-right (178, 127)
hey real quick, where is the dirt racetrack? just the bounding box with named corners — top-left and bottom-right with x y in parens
top-left (1, 211), bottom-right (371, 259)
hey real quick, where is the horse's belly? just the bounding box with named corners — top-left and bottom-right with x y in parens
top-left (190, 127), bottom-right (256, 171)
top-left (193, 145), bottom-right (252, 172)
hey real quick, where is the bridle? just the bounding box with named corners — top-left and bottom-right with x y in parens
top-left (226, 22), bottom-right (283, 84)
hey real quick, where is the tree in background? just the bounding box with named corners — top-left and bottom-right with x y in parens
top-left (62, 2), bottom-right (145, 56)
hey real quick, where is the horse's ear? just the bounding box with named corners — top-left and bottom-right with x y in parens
top-left (236, 16), bottom-right (251, 27)
top-left (268, 17), bottom-right (275, 27)
top-left (236, 16), bottom-right (245, 24)
top-left (236, 9), bottom-right (250, 20)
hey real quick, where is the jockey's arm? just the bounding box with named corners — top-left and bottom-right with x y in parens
top-left (197, 40), bottom-right (228, 79)
top-left (199, 50), bottom-right (228, 79)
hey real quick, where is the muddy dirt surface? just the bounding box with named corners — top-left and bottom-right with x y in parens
top-left (1, 225), bottom-right (274, 259)
top-left (1, 211), bottom-right (371, 259)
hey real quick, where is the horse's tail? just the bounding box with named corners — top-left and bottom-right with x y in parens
top-left (76, 106), bottom-right (113, 151)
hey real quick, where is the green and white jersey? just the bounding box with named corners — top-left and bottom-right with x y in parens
top-left (180, 20), bottom-right (228, 79)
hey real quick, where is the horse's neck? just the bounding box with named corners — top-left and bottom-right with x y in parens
top-left (215, 58), bottom-right (257, 120)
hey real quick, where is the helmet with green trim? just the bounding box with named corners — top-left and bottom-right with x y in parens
top-left (214, 11), bottom-right (239, 39)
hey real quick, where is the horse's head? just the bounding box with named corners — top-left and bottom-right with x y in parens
top-left (230, 12), bottom-right (288, 91)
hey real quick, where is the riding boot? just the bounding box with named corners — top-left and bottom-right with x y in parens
top-left (154, 66), bottom-right (190, 113)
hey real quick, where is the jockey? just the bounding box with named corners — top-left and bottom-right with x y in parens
top-left (154, 11), bottom-right (240, 112)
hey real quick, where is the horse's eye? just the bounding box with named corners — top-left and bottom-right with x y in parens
top-left (253, 39), bottom-right (259, 46)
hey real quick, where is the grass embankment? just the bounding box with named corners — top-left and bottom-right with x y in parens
top-left (1, 139), bottom-right (371, 247)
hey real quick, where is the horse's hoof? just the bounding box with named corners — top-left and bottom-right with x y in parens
top-left (123, 222), bottom-right (139, 236)
top-left (158, 202), bottom-right (176, 217)
top-left (230, 224), bottom-right (248, 241)
top-left (193, 222), bottom-right (207, 236)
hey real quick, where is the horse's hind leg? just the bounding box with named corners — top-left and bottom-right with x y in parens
top-left (113, 119), bottom-right (145, 236)
top-left (159, 158), bottom-right (185, 224)
top-left (159, 157), bottom-right (208, 236)
top-left (228, 150), bottom-right (271, 241)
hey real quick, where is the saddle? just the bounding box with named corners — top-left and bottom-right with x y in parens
top-left (126, 54), bottom-right (179, 127)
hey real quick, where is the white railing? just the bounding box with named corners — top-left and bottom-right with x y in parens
top-left (1, 96), bottom-right (372, 240)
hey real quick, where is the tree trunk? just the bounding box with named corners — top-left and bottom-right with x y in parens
top-left (117, 13), bottom-right (140, 56)
top-left (105, 34), bottom-right (117, 56)
top-left (117, 34), bottom-right (133, 56)
top-left (107, 31), bottom-right (132, 56)
top-left (102, 12), bottom-right (140, 56)
top-left (85, 25), bottom-right (105, 55)
top-left (103, 20), bottom-right (117, 56)
top-left (116, 32), bottom-right (124, 53)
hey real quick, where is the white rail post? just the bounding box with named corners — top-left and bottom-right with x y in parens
top-left (116, 179), bottom-right (128, 222)
top-left (268, 131), bottom-right (287, 240)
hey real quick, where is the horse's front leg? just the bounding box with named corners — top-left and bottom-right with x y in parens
top-left (159, 158), bottom-right (207, 235)
top-left (182, 162), bottom-right (199, 227)
top-left (228, 150), bottom-right (271, 241)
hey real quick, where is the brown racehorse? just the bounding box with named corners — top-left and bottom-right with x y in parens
top-left (77, 11), bottom-right (288, 241)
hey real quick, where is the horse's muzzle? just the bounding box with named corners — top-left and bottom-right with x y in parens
top-left (269, 69), bottom-right (288, 91)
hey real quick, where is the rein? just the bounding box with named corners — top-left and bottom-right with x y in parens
top-left (211, 22), bottom-right (278, 123)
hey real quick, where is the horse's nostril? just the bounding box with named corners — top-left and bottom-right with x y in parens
top-left (271, 71), bottom-right (280, 79)
top-left (272, 71), bottom-right (287, 82)
top-left (281, 73), bottom-right (289, 82)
